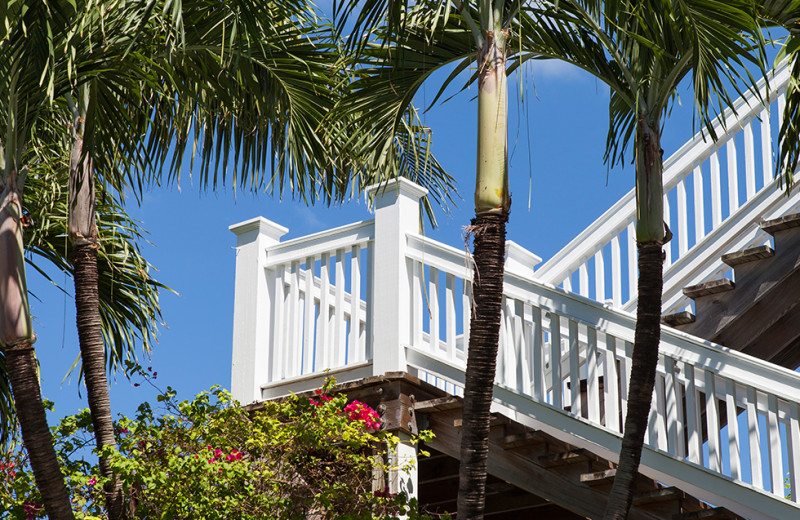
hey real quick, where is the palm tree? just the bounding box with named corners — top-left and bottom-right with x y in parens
top-left (3, 1), bottom-right (454, 517)
top-left (757, 1), bottom-right (800, 187)
top-left (337, 1), bottom-right (767, 518)
top-left (335, 4), bottom-right (517, 517)
top-left (513, 2), bottom-right (766, 517)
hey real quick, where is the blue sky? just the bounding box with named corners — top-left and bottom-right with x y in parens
top-left (25, 34), bottom-right (763, 425)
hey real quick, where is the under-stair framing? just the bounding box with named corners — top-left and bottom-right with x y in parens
top-left (229, 61), bottom-right (800, 520)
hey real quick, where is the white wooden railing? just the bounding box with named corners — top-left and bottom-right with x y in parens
top-left (231, 177), bottom-right (800, 519)
top-left (535, 61), bottom-right (800, 314)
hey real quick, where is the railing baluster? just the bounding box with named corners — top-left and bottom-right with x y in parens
top-left (778, 90), bottom-right (786, 138)
top-left (562, 274), bottom-right (572, 292)
top-left (789, 403), bottom-right (800, 503)
top-left (684, 363), bottom-right (702, 464)
top-left (549, 313), bottom-right (562, 410)
top-left (509, 299), bottom-right (523, 391)
top-left (316, 253), bottom-right (330, 370)
top-left (693, 165), bottom-right (705, 241)
top-left (446, 273), bottom-right (456, 361)
top-left (568, 320), bottom-right (581, 418)
top-left (619, 341), bottom-right (633, 427)
top-left (767, 394), bottom-right (783, 495)
top-left (761, 106), bottom-right (773, 187)
top-left (627, 221), bottom-right (637, 302)
top-left (334, 249), bottom-right (346, 366)
top-left (272, 266), bottom-right (286, 382)
top-left (727, 139), bottom-right (739, 215)
top-left (677, 179), bottom-right (688, 254)
top-left (287, 261), bottom-right (301, 376)
top-left (744, 121), bottom-right (756, 198)
top-left (530, 306), bottom-right (543, 400)
top-left (579, 262), bottom-right (589, 298)
top-left (594, 250), bottom-right (605, 302)
top-left (746, 386), bottom-right (763, 488)
top-left (429, 266), bottom-right (440, 352)
top-left (303, 257), bottom-right (315, 373)
top-left (497, 297), bottom-right (508, 387)
top-left (703, 368), bottom-right (722, 472)
top-left (611, 234), bottom-right (622, 306)
top-left (664, 357), bottom-right (680, 455)
top-left (462, 280), bottom-right (471, 361)
top-left (725, 378), bottom-right (741, 481)
top-left (520, 304), bottom-right (532, 396)
top-left (711, 149), bottom-right (722, 227)
top-left (603, 335), bottom-right (620, 433)
top-left (587, 328), bottom-right (600, 423)
top-left (349, 246), bottom-right (362, 362)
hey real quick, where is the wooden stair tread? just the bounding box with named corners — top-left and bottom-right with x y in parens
top-left (683, 278), bottom-right (734, 298)
top-left (721, 245), bottom-right (774, 267)
top-left (673, 507), bottom-right (743, 520)
top-left (579, 468), bottom-right (615, 486)
top-left (415, 396), bottom-right (461, 412)
top-left (662, 311), bottom-right (696, 326)
top-left (633, 487), bottom-right (683, 505)
top-left (761, 212), bottom-right (800, 234)
top-left (538, 448), bottom-right (588, 467)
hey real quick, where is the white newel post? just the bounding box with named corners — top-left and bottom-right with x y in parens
top-left (229, 217), bottom-right (289, 405)
top-left (368, 178), bottom-right (428, 375)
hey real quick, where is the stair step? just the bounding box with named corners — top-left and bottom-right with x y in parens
top-left (683, 278), bottom-right (735, 299)
top-left (761, 212), bottom-right (800, 234)
top-left (674, 507), bottom-right (743, 520)
top-left (453, 415), bottom-right (507, 428)
top-left (579, 468), bottom-right (615, 486)
top-left (722, 245), bottom-right (774, 267)
top-left (538, 449), bottom-right (589, 467)
top-left (498, 431), bottom-right (547, 450)
top-left (632, 486), bottom-right (682, 505)
top-left (662, 311), bottom-right (695, 326)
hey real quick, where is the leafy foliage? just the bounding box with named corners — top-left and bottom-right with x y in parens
top-left (0, 380), bottom-right (444, 519)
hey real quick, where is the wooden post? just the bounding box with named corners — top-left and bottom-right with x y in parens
top-left (229, 217), bottom-right (288, 404)
top-left (368, 178), bottom-right (428, 375)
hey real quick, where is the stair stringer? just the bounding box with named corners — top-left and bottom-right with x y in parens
top-left (407, 347), bottom-right (800, 520)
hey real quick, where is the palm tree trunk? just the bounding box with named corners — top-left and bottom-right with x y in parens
top-left (1, 181), bottom-right (76, 520)
top-left (69, 126), bottom-right (125, 520)
top-left (457, 29), bottom-right (509, 520)
top-left (604, 116), bottom-right (664, 520)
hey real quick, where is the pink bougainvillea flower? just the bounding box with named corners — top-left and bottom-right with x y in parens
top-left (87, 477), bottom-right (98, 486)
top-left (344, 401), bottom-right (381, 431)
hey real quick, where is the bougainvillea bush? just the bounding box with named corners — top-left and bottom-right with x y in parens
top-left (0, 381), bottom-right (442, 519)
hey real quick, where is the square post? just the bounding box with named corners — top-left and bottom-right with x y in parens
top-left (229, 217), bottom-right (288, 404)
top-left (367, 178), bottom-right (428, 375)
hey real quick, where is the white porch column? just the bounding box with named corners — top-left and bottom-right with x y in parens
top-left (229, 217), bottom-right (288, 405)
top-left (368, 178), bottom-right (428, 375)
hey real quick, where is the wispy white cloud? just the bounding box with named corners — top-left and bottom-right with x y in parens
top-left (525, 59), bottom-right (587, 81)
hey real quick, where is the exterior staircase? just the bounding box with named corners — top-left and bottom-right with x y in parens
top-left (664, 213), bottom-right (800, 369)
top-left (229, 61), bottom-right (800, 519)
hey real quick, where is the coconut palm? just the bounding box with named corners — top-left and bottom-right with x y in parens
top-left (336, 1), bottom-right (766, 518)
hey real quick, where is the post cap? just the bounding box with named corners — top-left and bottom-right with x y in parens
top-left (365, 177), bottom-right (429, 203)
top-left (229, 217), bottom-right (289, 242)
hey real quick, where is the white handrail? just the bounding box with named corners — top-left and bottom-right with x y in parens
top-left (535, 62), bottom-right (793, 311)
